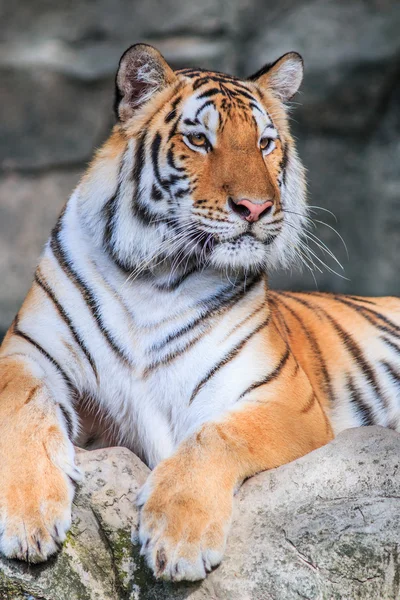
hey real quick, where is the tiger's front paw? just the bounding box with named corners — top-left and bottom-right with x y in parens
top-left (0, 436), bottom-right (80, 563)
top-left (136, 457), bottom-right (233, 582)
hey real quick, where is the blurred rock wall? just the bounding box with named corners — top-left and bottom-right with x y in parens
top-left (1, 0), bottom-right (399, 335)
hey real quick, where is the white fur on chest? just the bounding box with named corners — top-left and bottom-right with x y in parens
top-left (95, 273), bottom-right (269, 468)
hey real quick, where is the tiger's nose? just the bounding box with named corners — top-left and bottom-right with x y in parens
top-left (228, 198), bottom-right (273, 222)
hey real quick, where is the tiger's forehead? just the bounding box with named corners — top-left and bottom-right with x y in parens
top-left (175, 69), bottom-right (273, 133)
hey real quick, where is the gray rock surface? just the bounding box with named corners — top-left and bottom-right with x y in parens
top-left (1, 0), bottom-right (400, 336)
top-left (1, 426), bottom-right (399, 599)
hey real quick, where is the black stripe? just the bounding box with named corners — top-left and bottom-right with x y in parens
top-left (381, 361), bottom-right (400, 385)
top-left (103, 152), bottom-right (137, 272)
top-left (146, 278), bottom-right (266, 373)
top-left (237, 346), bottom-right (290, 401)
top-left (225, 300), bottom-right (266, 339)
top-left (154, 267), bottom-right (197, 292)
top-left (174, 187), bottom-right (191, 199)
top-left (346, 295), bottom-right (378, 306)
top-left (329, 295), bottom-right (400, 341)
top-left (35, 270), bottom-right (98, 380)
top-left (282, 292), bottom-right (389, 412)
top-left (103, 184), bottom-right (120, 252)
top-left (165, 108), bottom-right (177, 123)
top-left (381, 335), bottom-right (400, 354)
top-left (195, 100), bottom-right (216, 119)
top-left (230, 88), bottom-right (257, 102)
top-left (164, 94), bottom-right (183, 125)
top-left (189, 311), bottom-right (271, 405)
top-left (132, 133), bottom-right (146, 186)
top-left (301, 392), bottom-right (316, 414)
top-left (51, 214), bottom-right (132, 364)
top-left (167, 145), bottom-right (186, 172)
top-left (249, 102), bottom-right (263, 114)
top-left (280, 143), bottom-right (289, 185)
top-left (13, 317), bottom-right (73, 390)
top-left (151, 184), bottom-right (163, 202)
top-left (183, 118), bottom-right (199, 126)
top-left (167, 115), bottom-right (181, 141)
top-left (346, 374), bottom-right (375, 426)
top-left (151, 132), bottom-right (173, 193)
top-left (273, 292), bottom-right (335, 404)
top-left (197, 88), bottom-right (221, 100)
top-left (59, 404), bottom-right (75, 439)
top-left (192, 75), bottom-right (246, 91)
top-left (151, 275), bottom-right (261, 353)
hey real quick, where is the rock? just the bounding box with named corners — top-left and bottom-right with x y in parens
top-left (1, 426), bottom-right (399, 599)
top-left (0, 447), bottom-right (150, 600)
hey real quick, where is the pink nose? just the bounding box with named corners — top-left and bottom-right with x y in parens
top-left (234, 198), bottom-right (273, 222)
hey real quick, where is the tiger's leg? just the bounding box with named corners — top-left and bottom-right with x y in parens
top-left (0, 354), bottom-right (79, 562)
top-left (137, 378), bottom-right (333, 581)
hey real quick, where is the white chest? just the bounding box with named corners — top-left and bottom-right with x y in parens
top-left (94, 273), bottom-right (271, 467)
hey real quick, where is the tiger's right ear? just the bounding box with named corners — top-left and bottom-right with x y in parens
top-left (114, 44), bottom-right (176, 122)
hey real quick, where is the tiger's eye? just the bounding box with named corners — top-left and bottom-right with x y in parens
top-left (188, 133), bottom-right (207, 147)
top-left (260, 137), bottom-right (272, 151)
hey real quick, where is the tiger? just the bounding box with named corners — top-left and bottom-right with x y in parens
top-left (0, 42), bottom-right (399, 583)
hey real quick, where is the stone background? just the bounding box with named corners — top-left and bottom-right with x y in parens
top-left (1, 0), bottom-right (399, 338)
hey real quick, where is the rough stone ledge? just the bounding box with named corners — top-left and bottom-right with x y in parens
top-left (0, 426), bottom-right (399, 599)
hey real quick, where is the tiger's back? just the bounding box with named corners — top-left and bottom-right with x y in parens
top-left (272, 291), bottom-right (400, 432)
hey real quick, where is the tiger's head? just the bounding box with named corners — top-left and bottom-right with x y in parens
top-left (85, 44), bottom-right (307, 276)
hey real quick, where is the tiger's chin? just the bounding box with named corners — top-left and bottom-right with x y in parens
top-left (207, 234), bottom-right (279, 274)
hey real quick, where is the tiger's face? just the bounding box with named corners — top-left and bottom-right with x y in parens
top-left (103, 44), bottom-right (307, 275)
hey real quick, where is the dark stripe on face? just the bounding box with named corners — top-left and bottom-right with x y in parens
top-left (35, 270), bottom-right (98, 380)
top-left (132, 133), bottom-right (146, 188)
top-left (272, 292), bottom-right (335, 404)
top-left (51, 214), bottom-right (132, 364)
top-left (195, 100), bottom-right (216, 119)
top-left (189, 310), bottom-right (272, 405)
top-left (174, 187), bottom-right (191, 199)
top-left (165, 109), bottom-right (177, 123)
top-left (167, 145), bottom-right (186, 172)
top-left (197, 88), bottom-right (221, 100)
top-left (280, 143), bottom-right (289, 186)
top-left (168, 115), bottom-right (181, 141)
top-left (192, 74), bottom-right (247, 91)
top-left (152, 133), bottom-right (170, 193)
top-left (184, 118), bottom-right (199, 126)
top-left (164, 95), bottom-right (182, 124)
top-left (237, 346), bottom-right (290, 401)
top-left (151, 184), bottom-right (163, 201)
top-left (13, 315), bottom-right (73, 391)
top-left (250, 102), bottom-right (263, 114)
top-left (282, 292), bottom-right (389, 412)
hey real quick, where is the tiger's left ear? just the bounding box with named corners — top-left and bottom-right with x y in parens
top-left (248, 52), bottom-right (303, 103)
top-left (114, 43), bottom-right (176, 122)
